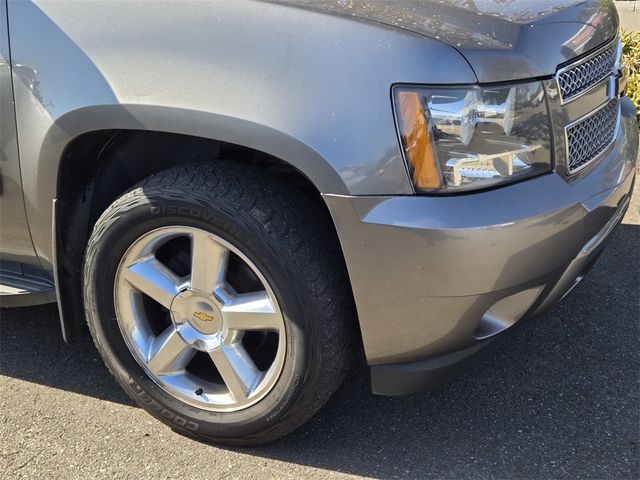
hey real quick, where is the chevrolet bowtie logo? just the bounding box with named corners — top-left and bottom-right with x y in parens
top-left (193, 311), bottom-right (215, 322)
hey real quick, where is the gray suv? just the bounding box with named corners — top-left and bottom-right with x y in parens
top-left (0, 0), bottom-right (637, 445)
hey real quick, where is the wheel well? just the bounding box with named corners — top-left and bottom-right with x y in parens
top-left (56, 129), bottom-right (339, 341)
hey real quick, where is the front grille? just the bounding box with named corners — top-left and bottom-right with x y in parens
top-left (557, 42), bottom-right (617, 102)
top-left (566, 99), bottom-right (619, 173)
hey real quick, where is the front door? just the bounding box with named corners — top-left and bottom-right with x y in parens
top-left (0, 0), bottom-right (37, 264)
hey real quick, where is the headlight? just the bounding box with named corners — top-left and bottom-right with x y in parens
top-left (393, 82), bottom-right (552, 193)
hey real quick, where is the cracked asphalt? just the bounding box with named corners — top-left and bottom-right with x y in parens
top-left (1, 182), bottom-right (639, 479)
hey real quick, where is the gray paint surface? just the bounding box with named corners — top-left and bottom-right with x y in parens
top-left (325, 106), bottom-right (637, 364)
top-left (7, 0), bottom-right (478, 266)
top-left (3, 0), bottom-right (622, 269)
top-left (0, 0), bottom-right (636, 372)
top-left (0, 3), bottom-right (36, 264)
top-left (282, 0), bottom-right (619, 82)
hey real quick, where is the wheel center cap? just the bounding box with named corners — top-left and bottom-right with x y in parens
top-left (170, 289), bottom-right (223, 342)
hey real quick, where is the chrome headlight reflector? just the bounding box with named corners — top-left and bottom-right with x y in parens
top-left (393, 82), bottom-right (551, 193)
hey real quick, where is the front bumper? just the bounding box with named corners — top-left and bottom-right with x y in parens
top-left (323, 98), bottom-right (638, 395)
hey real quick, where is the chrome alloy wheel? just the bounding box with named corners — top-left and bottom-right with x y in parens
top-left (114, 226), bottom-right (286, 412)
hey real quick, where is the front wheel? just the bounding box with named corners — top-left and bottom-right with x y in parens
top-left (83, 162), bottom-right (355, 445)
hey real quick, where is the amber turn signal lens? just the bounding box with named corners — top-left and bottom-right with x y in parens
top-left (395, 90), bottom-right (442, 190)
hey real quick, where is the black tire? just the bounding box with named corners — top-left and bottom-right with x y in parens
top-left (83, 161), bottom-right (355, 445)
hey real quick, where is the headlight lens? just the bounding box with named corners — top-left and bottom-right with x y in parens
top-left (393, 82), bottom-right (551, 193)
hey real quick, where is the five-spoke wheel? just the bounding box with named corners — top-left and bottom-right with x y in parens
top-left (84, 163), bottom-right (353, 445)
top-left (114, 226), bottom-right (286, 411)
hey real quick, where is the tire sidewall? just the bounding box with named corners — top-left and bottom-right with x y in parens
top-left (85, 189), bottom-right (318, 441)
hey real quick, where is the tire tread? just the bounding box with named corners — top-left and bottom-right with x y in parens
top-left (83, 160), bottom-right (355, 445)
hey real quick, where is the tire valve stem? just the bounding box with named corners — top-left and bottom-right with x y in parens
top-left (194, 388), bottom-right (204, 396)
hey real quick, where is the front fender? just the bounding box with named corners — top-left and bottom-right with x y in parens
top-left (8, 0), bottom-right (476, 266)
top-left (31, 103), bottom-right (351, 266)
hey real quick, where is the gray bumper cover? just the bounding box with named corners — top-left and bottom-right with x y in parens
top-left (324, 100), bottom-right (638, 395)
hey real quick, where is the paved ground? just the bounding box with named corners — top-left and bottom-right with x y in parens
top-left (619, 10), bottom-right (640, 32)
top-left (617, 2), bottom-right (640, 32)
top-left (1, 179), bottom-right (639, 479)
top-left (616, 1), bottom-right (640, 32)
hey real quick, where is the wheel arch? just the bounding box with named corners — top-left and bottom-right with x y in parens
top-left (50, 104), bottom-right (350, 198)
top-left (51, 106), bottom-right (352, 341)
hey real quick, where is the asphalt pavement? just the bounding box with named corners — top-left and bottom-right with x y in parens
top-left (618, 2), bottom-right (640, 32)
top-left (1, 181), bottom-right (639, 479)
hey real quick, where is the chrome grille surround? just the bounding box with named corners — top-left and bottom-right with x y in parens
top-left (556, 40), bottom-right (618, 104)
top-left (565, 99), bottom-right (620, 174)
